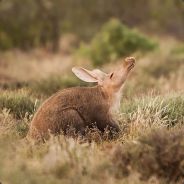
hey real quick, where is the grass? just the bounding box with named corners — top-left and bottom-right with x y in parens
top-left (0, 92), bottom-right (184, 184)
top-left (0, 90), bottom-right (39, 119)
top-left (111, 128), bottom-right (184, 182)
top-left (121, 93), bottom-right (184, 127)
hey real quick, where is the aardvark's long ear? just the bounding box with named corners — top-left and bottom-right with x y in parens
top-left (72, 67), bottom-right (107, 84)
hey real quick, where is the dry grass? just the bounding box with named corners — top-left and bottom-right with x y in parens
top-left (111, 128), bottom-right (184, 182)
top-left (0, 92), bottom-right (183, 183)
top-left (0, 90), bottom-right (39, 118)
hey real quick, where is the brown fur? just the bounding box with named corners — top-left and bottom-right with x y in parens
top-left (28, 86), bottom-right (120, 140)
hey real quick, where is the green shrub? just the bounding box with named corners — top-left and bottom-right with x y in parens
top-left (0, 91), bottom-right (38, 119)
top-left (78, 19), bottom-right (157, 66)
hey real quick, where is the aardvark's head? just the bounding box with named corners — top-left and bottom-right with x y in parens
top-left (72, 57), bottom-right (135, 93)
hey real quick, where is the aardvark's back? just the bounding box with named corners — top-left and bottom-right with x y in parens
top-left (28, 86), bottom-right (110, 140)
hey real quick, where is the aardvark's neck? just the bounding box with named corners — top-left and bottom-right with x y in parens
top-left (99, 85), bottom-right (123, 114)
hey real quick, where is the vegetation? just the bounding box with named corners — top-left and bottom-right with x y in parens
top-left (112, 128), bottom-right (184, 182)
top-left (0, 90), bottom-right (38, 119)
top-left (0, 43), bottom-right (183, 183)
top-left (0, 92), bottom-right (184, 183)
top-left (0, 0), bottom-right (183, 51)
top-left (0, 62), bottom-right (183, 184)
top-left (121, 93), bottom-right (184, 128)
top-left (0, 1), bottom-right (184, 183)
top-left (78, 19), bottom-right (157, 66)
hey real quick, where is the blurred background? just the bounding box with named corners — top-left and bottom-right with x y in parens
top-left (0, 2), bottom-right (184, 183)
top-left (0, 0), bottom-right (184, 97)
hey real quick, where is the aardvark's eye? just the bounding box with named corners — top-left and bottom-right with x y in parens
top-left (110, 73), bottom-right (114, 79)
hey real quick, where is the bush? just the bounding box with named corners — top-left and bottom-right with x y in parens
top-left (120, 93), bottom-right (184, 127)
top-left (78, 19), bottom-right (157, 66)
top-left (111, 128), bottom-right (184, 182)
top-left (0, 91), bottom-right (38, 119)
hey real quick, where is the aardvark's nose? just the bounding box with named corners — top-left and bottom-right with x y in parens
top-left (125, 57), bottom-right (135, 64)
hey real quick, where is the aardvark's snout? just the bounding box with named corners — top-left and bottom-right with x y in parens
top-left (124, 57), bottom-right (135, 71)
